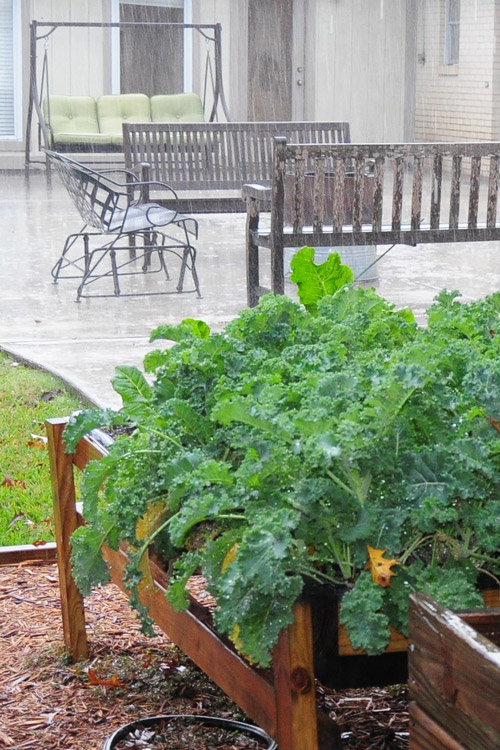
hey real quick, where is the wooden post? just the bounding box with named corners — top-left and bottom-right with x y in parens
top-left (246, 195), bottom-right (261, 307)
top-left (46, 418), bottom-right (88, 661)
top-left (272, 601), bottom-right (326, 750)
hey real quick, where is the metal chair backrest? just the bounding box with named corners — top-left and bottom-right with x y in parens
top-left (45, 151), bottom-right (127, 232)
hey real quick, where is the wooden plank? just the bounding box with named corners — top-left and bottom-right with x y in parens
top-left (411, 155), bottom-right (423, 231)
top-left (0, 543), bottom-right (57, 565)
top-left (312, 157), bottom-right (326, 233)
top-left (468, 154), bottom-right (481, 229)
top-left (46, 418), bottom-right (88, 662)
top-left (409, 703), bottom-right (466, 750)
top-left (352, 156), bottom-right (365, 231)
top-left (430, 154), bottom-right (443, 230)
top-left (272, 601), bottom-right (334, 750)
top-left (486, 155), bottom-right (499, 228)
top-left (333, 157), bottom-right (346, 231)
top-left (246, 195), bottom-right (262, 308)
top-left (101, 542), bottom-right (278, 739)
top-left (339, 623), bottom-right (408, 656)
top-left (372, 155), bottom-right (384, 232)
top-left (409, 593), bottom-right (500, 750)
top-left (448, 154), bottom-right (461, 230)
top-left (392, 155), bottom-right (404, 231)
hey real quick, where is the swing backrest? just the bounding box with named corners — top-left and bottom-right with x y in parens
top-left (151, 93), bottom-right (205, 123)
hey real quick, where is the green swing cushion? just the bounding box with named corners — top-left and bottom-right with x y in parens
top-left (43, 95), bottom-right (113, 146)
top-left (150, 93), bottom-right (205, 123)
top-left (97, 94), bottom-right (152, 145)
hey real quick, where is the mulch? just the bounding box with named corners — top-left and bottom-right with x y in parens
top-left (0, 561), bottom-right (410, 749)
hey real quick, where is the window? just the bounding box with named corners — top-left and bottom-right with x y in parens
top-left (112, 0), bottom-right (192, 95)
top-left (0, 0), bottom-right (21, 139)
top-left (445, 0), bottom-right (460, 65)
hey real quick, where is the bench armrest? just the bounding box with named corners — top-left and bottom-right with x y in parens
top-left (241, 183), bottom-right (271, 202)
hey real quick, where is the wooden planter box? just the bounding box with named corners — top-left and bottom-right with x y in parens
top-left (46, 417), bottom-right (500, 750)
top-left (409, 593), bottom-right (500, 750)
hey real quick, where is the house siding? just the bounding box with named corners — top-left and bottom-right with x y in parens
top-left (311, 0), bottom-right (416, 142)
top-left (415, 0), bottom-right (500, 141)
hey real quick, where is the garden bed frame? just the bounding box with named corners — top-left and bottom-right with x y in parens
top-left (45, 416), bottom-right (500, 750)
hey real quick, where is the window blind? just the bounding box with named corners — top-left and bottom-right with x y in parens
top-left (0, 0), bottom-right (14, 137)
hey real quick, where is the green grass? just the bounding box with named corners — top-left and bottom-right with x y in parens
top-left (0, 352), bottom-right (90, 546)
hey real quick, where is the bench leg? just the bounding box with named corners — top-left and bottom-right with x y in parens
top-left (46, 419), bottom-right (88, 662)
top-left (246, 198), bottom-right (261, 308)
top-left (270, 239), bottom-right (285, 297)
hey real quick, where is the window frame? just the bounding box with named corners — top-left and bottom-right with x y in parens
top-left (444, 0), bottom-right (460, 66)
top-left (0, 0), bottom-right (22, 141)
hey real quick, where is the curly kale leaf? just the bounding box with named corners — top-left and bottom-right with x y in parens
top-left (150, 318), bottom-right (211, 343)
top-left (70, 523), bottom-right (114, 596)
top-left (202, 508), bottom-right (304, 667)
top-left (339, 572), bottom-right (391, 654)
top-left (63, 407), bottom-right (122, 452)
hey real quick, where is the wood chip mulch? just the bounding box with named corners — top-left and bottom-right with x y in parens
top-left (0, 562), bottom-right (409, 750)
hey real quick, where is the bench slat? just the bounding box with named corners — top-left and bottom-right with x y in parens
top-left (411, 155), bottom-right (424, 231)
top-left (430, 153), bottom-right (442, 230)
top-left (487, 154), bottom-right (499, 228)
top-left (468, 154), bottom-right (481, 229)
top-left (372, 156), bottom-right (384, 233)
top-left (448, 154), bottom-right (461, 230)
top-left (392, 156), bottom-right (405, 231)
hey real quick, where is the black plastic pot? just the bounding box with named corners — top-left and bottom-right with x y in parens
top-left (102, 714), bottom-right (277, 749)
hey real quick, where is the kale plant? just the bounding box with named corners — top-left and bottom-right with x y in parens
top-left (66, 249), bottom-right (500, 666)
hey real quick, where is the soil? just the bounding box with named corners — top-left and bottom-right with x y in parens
top-left (0, 561), bottom-right (410, 750)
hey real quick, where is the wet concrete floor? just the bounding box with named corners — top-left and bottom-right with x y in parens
top-left (2, 169), bottom-right (500, 409)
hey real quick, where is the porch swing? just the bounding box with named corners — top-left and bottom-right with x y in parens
top-left (25, 20), bottom-right (231, 167)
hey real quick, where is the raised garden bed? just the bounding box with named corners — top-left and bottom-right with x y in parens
top-left (409, 592), bottom-right (500, 750)
top-left (46, 266), bottom-right (500, 750)
top-left (47, 416), bottom-right (500, 750)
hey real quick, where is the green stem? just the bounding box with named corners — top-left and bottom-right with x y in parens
top-left (325, 469), bottom-right (357, 499)
top-left (399, 534), bottom-right (434, 565)
top-left (140, 425), bottom-right (183, 449)
top-left (134, 513), bottom-right (179, 564)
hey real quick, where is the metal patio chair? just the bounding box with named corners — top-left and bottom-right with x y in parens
top-left (45, 150), bottom-right (201, 302)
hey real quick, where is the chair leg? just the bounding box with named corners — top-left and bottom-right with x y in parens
top-left (51, 226), bottom-right (90, 282)
top-left (177, 244), bottom-right (201, 298)
top-left (109, 247), bottom-right (121, 296)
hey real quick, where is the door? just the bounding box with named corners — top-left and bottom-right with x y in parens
top-left (247, 0), bottom-right (305, 121)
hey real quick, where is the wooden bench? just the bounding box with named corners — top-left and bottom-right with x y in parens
top-left (122, 121), bottom-right (351, 214)
top-left (244, 138), bottom-right (500, 307)
top-left (409, 593), bottom-right (500, 750)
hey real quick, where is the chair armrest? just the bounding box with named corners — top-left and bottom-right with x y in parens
top-left (241, 183), bottom-right (272, 201)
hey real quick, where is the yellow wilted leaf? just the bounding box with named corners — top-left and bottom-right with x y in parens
top-left (134, 501), bottom-right (169, 594)
top-left (221, 543), bottom-right (238, 572)
top-left (365, 546), bottom-right (399, 587)
top-left (230, 624), bottom-right (254, 665)
top-left (136, 501), bottom-right (169, 541)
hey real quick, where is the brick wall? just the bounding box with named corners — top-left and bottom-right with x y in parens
top-left (415, 0), bottom-right (500, 142)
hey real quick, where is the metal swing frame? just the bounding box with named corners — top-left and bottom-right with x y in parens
top-left (25, 19), bottom-right (231, 167)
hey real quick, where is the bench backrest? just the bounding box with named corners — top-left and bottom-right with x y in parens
top-left (273, 139), bottom-right (500, 246)
top-left (122, 122), bottom-right (351, 190)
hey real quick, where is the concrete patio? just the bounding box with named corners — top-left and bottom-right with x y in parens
top-left (2, 168), bottom-right (500, 409)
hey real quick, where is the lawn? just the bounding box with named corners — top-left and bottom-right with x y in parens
top-left (0, 352), bottom-right (89, 546)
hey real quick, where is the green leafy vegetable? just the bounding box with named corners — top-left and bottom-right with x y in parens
top-left (65, 257), bottom-right (500, 665)
top-left (290, 247), bottom-right (354, 313)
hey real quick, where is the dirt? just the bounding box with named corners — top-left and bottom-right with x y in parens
top-left (0, 561), bottom-right (409, 750)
